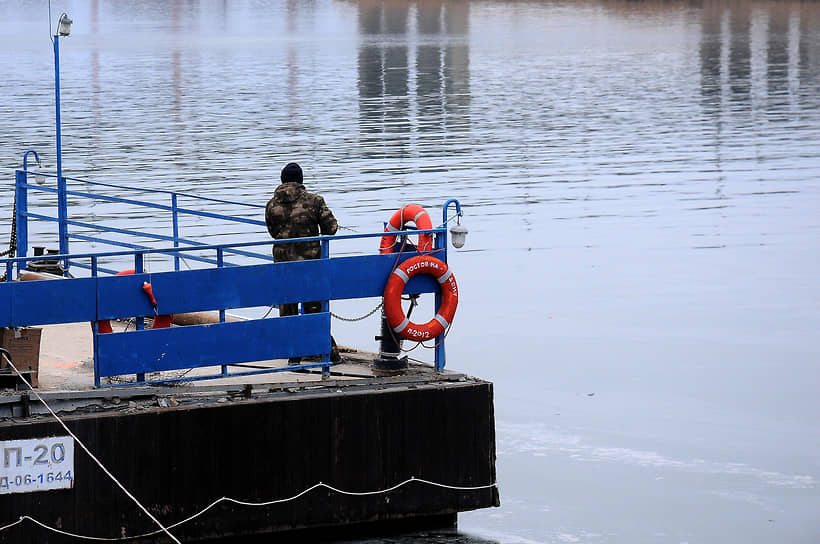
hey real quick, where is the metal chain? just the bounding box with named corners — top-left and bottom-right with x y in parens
top-left (331, 301), bottom-right (383, 322)
top-left (0, 193), bottom-right (16, 281)
top-left (0, 189), bottom-right (17, 259)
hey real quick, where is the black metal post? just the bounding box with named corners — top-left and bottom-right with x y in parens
top-left (373, 311), bottom-right (407, 375)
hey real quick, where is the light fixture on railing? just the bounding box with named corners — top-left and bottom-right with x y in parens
top-left (56, 13), bottom-right (73, 36)
top-left (450, 221), bottom-right (468, 249)
top-left (442, 198), bottom-right (467, 249)
top-left (22, 150), bottom-right (46, 184)
top-left (33, 163), bottom-right (46, 185)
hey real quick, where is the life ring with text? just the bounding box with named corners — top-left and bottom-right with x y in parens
top-left (92, 270), bottom-right (173, 334)
top-left (383, 255), bottom-right (458, 341)
top-left (379, 204), bottom-right (434, 254)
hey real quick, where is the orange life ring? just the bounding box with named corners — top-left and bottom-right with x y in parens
top-left (379, 204), bottom-right (434, 254)
top-left (383, 255), bottom-right (458, 341)
top-left (93, 270), bottom-right (173, 334)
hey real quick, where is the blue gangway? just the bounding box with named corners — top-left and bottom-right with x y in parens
top-left (1, 157), bottom-right (463, 386)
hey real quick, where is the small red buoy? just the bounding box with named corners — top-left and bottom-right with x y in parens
top-left (92, 271), bottom-right (172, 333)
top-left (142, 281), bottom-right (158, 307)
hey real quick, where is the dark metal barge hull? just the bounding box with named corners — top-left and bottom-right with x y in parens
top-left (0, 373), bottom-right (498, 543)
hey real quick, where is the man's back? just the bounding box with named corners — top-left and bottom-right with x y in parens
top-left (265, 164), bottom-right (337, 262)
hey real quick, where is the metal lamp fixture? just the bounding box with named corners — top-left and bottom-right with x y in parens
top-left (33, 162), bottom-right (46, 185)
top-left (22, 149), bottom-right (45, 184)
top-left (442, 198), bottom-right (467, 249)
top-left (56, 13), bottom-right (72, 36)
top-left (450, 222), bottom-right (468, 248)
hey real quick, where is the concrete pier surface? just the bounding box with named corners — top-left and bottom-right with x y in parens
top-left (0, 323), bottom-right (499, 543)
top-left (31, 322), bottom-right (98, 391)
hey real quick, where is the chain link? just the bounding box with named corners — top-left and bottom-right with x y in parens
top-left (1, 188), bottom-right (17, 260)
top-left (331, 301), bottom-right (383, 322)
top-left (0, 193), bottom-right (16, 280)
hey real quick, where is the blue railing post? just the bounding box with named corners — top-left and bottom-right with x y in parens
top-left (217, 247), bottom-right (228, 376)
top-left (57, 174), bottom-right (69, 270)
top-left (14, 170), bottom-right (28, 266)
top-left (217, 247), bottom-right (225, 322)
top-left (434, 225), bottom-right (446, 371)
top-left (134, 253), bottom-right (145, 331)
top-left (172, 193), bottom-right (180, 271)
top-left (435, 199), bottom-right (461, 372)
top-left (322, 238), bottom-right (331, 378)
top-left (133, 253), bottom-right (146, 383)
top-left (91, 256), bottom-right (101, 388)
top-left (216, 248), bottom-right (228, 376)
top-left (54, 34), bottom-right (70, 268)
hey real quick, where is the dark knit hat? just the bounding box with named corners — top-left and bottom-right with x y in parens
top-left (281, 162), bottom-right (303, 183)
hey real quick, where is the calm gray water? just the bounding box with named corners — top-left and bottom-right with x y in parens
top-left (2, 1), bottom-right (820, 543)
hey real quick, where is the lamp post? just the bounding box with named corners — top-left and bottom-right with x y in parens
top-left (54, 13), bottom-right (72, 264)
top-left (22, 149), bottom-right (41, 173)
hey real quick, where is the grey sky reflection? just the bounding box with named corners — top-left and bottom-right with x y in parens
top-left (357, 1), bottom-right (471, 162)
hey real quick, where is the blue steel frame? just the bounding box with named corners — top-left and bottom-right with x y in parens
top-left (4, 163), bottom-right (461, 386)
top-left (15, 171), bottom-right (270, 272)
top-left (54, 34), bottom-right (69, 262)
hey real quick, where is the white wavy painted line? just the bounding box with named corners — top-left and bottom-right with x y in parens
top-left (497, 422), bottom-right (816, 489)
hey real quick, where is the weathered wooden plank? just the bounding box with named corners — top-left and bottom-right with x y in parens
top-left (96, 313), bottom-right (330, 376)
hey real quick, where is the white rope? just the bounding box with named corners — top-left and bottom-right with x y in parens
top-left (0, 518), bottom-right (23, 533)
top-left (0, 455), bottom-right (497, 542)
top-left (12, 516), bottom-right (115, 542)
top-left (0, 350), bottom-right (182, 544)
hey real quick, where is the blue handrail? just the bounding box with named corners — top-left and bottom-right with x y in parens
top-left (13, 168), bottom-right (272, 269)
top-left (5, 158), bottom-right (461, 384)
top-left (2, 229), bottom-right (445, 266)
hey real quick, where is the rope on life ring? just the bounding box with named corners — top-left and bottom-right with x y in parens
top-left (383, 255), bottom-right (458, 341)
top-left (379, 204), bottom-right (434, 254)
top-left (92, 270), bottom-right (173, 334)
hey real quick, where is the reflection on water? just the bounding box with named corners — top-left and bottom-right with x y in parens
top-left (1, 1), bottom-right (819, 543)
top-left (699, 1), bottom-right (819, 109)
top-left (357, 1), bottom-right (470, 164)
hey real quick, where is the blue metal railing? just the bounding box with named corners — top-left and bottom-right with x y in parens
top-left (4, 159), bottom-right (461, 386)
top-left (14, 167), bottom-right (272, 274)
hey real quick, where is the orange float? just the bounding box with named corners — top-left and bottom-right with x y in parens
top-left (383, 255), bottom-right (458, 341)
top-left (379, 204), bottom-right (434, 254)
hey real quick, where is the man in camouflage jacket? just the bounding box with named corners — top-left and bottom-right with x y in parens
top-left (265, 162), bottom-right (339, 362)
